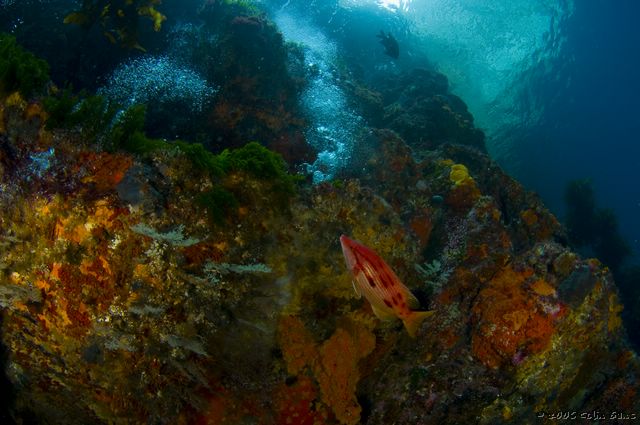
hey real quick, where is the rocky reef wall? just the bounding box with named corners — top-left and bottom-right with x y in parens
top-left (0, 10), bottom-right (638, 423)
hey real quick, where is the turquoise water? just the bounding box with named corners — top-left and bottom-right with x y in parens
top-left (261, 0), bottom-right (639, 266)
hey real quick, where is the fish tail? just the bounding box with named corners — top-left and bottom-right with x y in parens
top-left (403, 310), bottom-right (435, 338)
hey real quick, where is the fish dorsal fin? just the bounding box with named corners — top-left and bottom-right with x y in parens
top-left (371, 304), bottom-right (396, 321)
top-left (405, 290), bottom-right (421, 310)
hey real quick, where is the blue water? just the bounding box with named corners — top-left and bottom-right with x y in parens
top-left (263, 0), bottom-right (640, 266)
top-left (502, 0), bottom-right (640, 263)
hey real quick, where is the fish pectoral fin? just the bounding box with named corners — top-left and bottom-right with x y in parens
top-left (353, 271), bottom-right (372, 299)
top-left (351, 280), bottom-right (362, 299)
top-left (402, 310), bottom-right (435, 338)
top-left (371, 304), bottom-right (397, 321)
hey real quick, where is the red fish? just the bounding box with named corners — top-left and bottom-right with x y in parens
top-left (340, 235), bottom-right (433, 337)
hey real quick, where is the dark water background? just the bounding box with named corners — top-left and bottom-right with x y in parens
top-left (505, 0), bottom-right (640, 265)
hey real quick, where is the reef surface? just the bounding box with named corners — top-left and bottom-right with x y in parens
top-left (0, 6), bottom-right (639, 424)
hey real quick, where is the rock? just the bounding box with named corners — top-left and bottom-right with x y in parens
top-left (373, 68), bottom-right (486, 153)
top-left (0, 51), bottom-right (637, 425)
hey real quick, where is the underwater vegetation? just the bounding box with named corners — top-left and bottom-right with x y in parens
top-left (0, 8), bottom-right (639, 425)
top-left (564, 179), bottom-right (631, 274)
top-left (64, 0), bottom-right (166, 50)
top-left (564, 179), bottom-right (640, 351)
top-left (0, 34), bottom-right (49, 98)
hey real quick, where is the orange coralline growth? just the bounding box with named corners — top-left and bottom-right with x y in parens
top-left (53, 297), bottom-right (73, 327)
top-left (70, 223), bottom-right (91, 243)
top-left (80, 152), bottom-right (133, 192)
top-left (445, 179), bottom-right (481, 210)
top-left (49, 262), bottom-right (63, 281)
top-left (182, 242), bottom-right (226, 267)
top-left (36, 197), bottom-right (129, 333)
top-left (466, 243), bottom-right (490, 261)
top-left (52, 216), bottom-right (66, 240)
top-left (35, 278), bottom-right (50, 292)
top-left (64, 299), bottom-right (91, 330)
top-left (275, 376), bottom-right (323, 425)
top-left (436, 288), bottom-right (457, 305)
top-left (277, 315), bottom-right (318, 375)
top-left (530, 279), bottom-right (556, 297)
top-left (471, 265), bottom-right (555, 368)
top-left (54, 255), bottom-right (117, 322)
top-left (24, 101), bottom-right (46, 120)
top-left (79, 255), bottom-right (112, 279)
top-left (196, 386), bottom-right (264, 425)
top-left (410, 212), bottom-right (433, 248)
top-left (519, 207), bottom-right (560, 241)
top-left (502, 309), bottom-right (529, 331)
top-left (276, 315), bottom-right (377, 424)
top-left (37, 311), bottom-right (56, 331)
top-left (520, 209), bottom-right (538, 226)
top-left (51, 198), bottom-right (126, 243)
top-left (313, 324), bottom-right (376, 425)
top-left (34, 269), bottom-right (95, 335)
top-left (277, 315), bottom-right (377, 425)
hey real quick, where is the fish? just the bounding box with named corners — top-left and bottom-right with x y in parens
top-left (340, 235), bottom-right (434, 337)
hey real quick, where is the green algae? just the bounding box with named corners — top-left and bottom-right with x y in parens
top-left (196, 187), bottom-right (239, 225)
top-left (219, 141), bottom-right (302, 195)
top-left (0, 33), bottom-right (49, 98)
top-left (43, 90), bottom-right (119, 142)
top-left (172, 140), bottom-right (225, 177)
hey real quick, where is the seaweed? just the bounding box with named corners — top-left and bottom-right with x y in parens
top-left (221, 141), bottom-right (287, 179)
top-left (219, 141), bottom-right (303, 197)
top-left (64, 0), bottom-right (166, 51)
top-left (197, 187), bottom-right (239, 225)
top-left (107, 104), bottom-right (169, 153)
top-left (42, 87), bottom-right (300, 208)
top-left (43, 90), bottom-right (119, 142)
top-left (564, 179), bottom-right (630, 274)
top-left (0, 33), bottom-right (50, 98)
top-left (173, 140), bottom-right (224, 177)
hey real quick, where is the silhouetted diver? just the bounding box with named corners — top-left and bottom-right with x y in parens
top-left (377, 30), bottom-right (399, 59)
